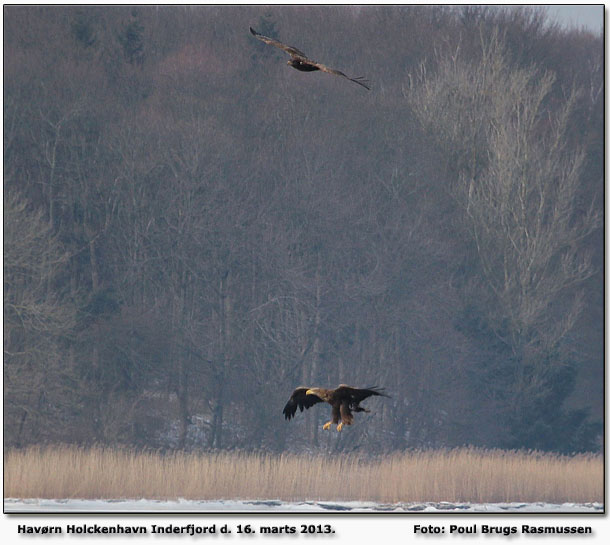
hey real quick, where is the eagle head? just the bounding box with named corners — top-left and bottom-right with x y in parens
top-left (305, 387), bottom-right (330, 402)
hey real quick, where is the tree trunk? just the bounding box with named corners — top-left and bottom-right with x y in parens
top-left (210, 270), bottom-right (231, 449)
top-left (177, 357), bottom-right (189, 449)
top-left (308, 252), bottom-right (322, 445)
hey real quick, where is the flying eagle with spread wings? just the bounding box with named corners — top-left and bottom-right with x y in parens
top-left (250, 27), bottom-right (370, 90)
top-left (283, 385), bottom-right (389, 431)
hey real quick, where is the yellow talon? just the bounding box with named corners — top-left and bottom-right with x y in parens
top-left (322, 421), bottom-right (332, 430)
top-left (337, 423), bottom-right (343, 432)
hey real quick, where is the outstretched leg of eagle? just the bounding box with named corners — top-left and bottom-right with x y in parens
top-left (323, 405), bottom-right (341, 430)
top-left (337, 402), bottom-right (354, 431)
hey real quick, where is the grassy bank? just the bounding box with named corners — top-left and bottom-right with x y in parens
top-left (4, 446), bottom-right (602, 504)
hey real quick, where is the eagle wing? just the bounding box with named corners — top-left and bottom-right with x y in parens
top-left (309, 61), bottom-right (370, 90)
top-left (250, 27), bottom-right (370, 90)
top-left (283, 387), bottom-right (324, 420)
top-left (250, 27), bottom-right (308, 59)
top-left (334, 385), bottom-right (389, 404)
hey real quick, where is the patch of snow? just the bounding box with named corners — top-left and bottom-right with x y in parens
top-left (4, 498), bottom-right (603, 513)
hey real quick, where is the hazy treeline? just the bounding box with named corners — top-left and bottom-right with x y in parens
top-left (4, 6), bottom-right (603, 454)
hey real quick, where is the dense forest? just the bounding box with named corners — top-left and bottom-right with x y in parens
top-left (3, 5), bottom-right (603, 454)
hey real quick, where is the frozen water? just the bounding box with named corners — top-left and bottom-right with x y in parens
top-left (4, 498), bottom-right (603, 513)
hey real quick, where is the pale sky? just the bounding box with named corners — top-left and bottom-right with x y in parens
top-left (544, 4), bottom-right (604, 33)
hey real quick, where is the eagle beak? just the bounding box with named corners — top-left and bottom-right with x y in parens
top-left (306, 389), bottom-right (314, 396)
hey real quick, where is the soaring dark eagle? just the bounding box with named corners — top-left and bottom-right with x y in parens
top-left (283, 385), bottom-right (389, 431)
top-left (249, 27), bottom-right (370, 90)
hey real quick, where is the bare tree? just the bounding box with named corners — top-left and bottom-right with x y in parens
top-left (4, 192), bottom-right (76, 445)
top-left (407, 28), bottom-right (600, 447)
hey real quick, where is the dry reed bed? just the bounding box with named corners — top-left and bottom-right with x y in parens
top-left (4, 445), bottom-right (602, 504)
